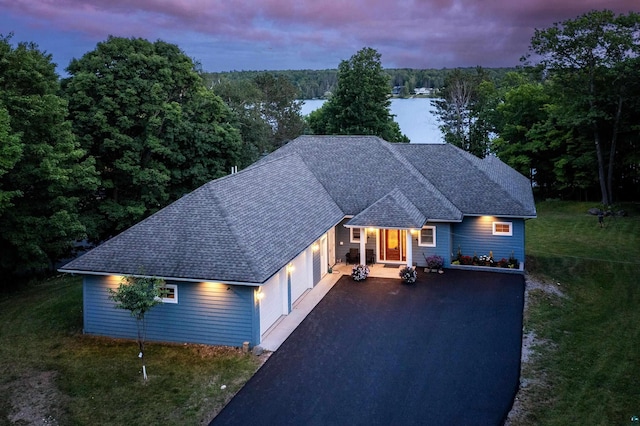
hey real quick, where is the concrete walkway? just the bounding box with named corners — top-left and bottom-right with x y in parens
top-left (259, 263), bottom-right (406, 351)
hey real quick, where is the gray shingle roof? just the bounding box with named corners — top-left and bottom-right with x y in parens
top-left (391, 143), bottom-right (537, 217)
top-left (61, 153), bottom-right (343, 283)
top-left (61, 135), bottom-right (536, 283)
top-left (256, 135), bottom-right (462, 220)
top-left (346, 188), bottom-right (426, 229)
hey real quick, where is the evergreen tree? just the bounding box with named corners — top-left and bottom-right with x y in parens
top-left (308, 47), bottom-right (408, 142)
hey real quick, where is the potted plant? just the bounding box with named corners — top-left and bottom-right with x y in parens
top-left (351, 264), bottom-right (370, 281)
top-left (424, 255), bottom-right (444, 273)
top-left (399, 266), bottom-right (417, 284)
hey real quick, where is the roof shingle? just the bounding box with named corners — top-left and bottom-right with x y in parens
top-left (60, 136), bottom-right (536, 283)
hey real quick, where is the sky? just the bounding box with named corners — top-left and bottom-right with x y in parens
top-left (1, 0), bottom-right (638, 75)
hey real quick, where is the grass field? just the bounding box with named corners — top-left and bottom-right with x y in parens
top-left (1, 200), bottom-right (638, 425)
top-left (517, 201), bottom-right (640, 425)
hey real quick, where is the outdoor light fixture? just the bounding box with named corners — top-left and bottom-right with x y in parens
top-left (287, 263), bottom-right (294, 273)
top-left (256, 291), bottom-right (265, 300)
top-left (312, 243), bottom-right (319, 252)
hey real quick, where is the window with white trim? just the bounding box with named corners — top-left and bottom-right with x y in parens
top-left (492, 222), bottom-right (513, 236)
top-left (418, 226), bottom-right (436, 247)
top-left (350, 227), bottom-right (361, 243)
top-left (159, 284), bottom-right (178, 304)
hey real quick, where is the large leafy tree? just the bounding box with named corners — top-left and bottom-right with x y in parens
top-left (308, 47), bottom-right (408, 142)
top-left (526, 9), bottom-right (640, 205)
top-left (0, 104), bottom-right (22, 214)
top-left (64, 36), bottom-right (243, 241)
top-left (0, 35), bottom-right (97, 277)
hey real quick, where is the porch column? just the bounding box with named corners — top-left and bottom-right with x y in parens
top-left (359, 228), bottom-right (366, 265)
top-left (405, 230), bottom-right (413, 267)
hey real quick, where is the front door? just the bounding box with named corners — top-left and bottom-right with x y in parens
top-left (379, 229), bottom-right (407, 263)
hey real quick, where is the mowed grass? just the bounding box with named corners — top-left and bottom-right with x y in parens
top-left (521, 201), bottom-right (640, 425)
top-left (0, 275), bottom-right (261, 425)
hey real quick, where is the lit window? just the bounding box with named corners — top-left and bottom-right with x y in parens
top-left (493, 222), bottom-right (512, 236)
top-left (159, 284), bottom-right (178, 304)
top-left (418, 226), bottom-right (436, 247)
top-left (350, 227), bottom-right (361, 243)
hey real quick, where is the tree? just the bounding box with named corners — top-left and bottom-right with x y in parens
top-left (211, 78), bottom-right (271, 167)
top-left (0, 104), bottom-right (22, 214)
top-left (63, 36), bottom-right (243, 241)
top-left (433, 67), bottom-right (494, 157)
top-left (254, 73), bottom-right (306, 149)
top-left (108, 275), bottom-right (166, 380)
top-left (211, 73), bottom-right (305, 166)
top-left (0, 35), bottom-right (97, 278)
top-left (526, 9), bottom-right (640, 204)
top-left (307, 47), bottom-right (409, 142)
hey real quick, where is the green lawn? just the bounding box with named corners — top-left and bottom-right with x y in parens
top-left (1, 201), bottom-right (639, 425)
top-left (0, 275), bottom-right (261, 425)
top-left (519, 201), bottom-right (640, 425)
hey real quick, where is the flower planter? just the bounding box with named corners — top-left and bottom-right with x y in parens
top-left (351, 264), bottom-right (370, 281)
top-left (399, 266), bottom-right (417, 284)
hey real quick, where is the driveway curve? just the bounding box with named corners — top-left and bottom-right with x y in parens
top-left (212, 269), bottom-right (524, 426)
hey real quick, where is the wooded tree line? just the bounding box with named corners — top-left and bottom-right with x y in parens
top-left (434, 10), bottom-right (640, 204)
top-left (0, 35), bottom-right (305, 280)
top-left (1, 9), bottom-right (637, 281)
top-left (203, 67), bottom-right (516, 99)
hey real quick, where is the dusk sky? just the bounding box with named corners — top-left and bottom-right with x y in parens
top-left (1, 1), bottom-right (638, 75)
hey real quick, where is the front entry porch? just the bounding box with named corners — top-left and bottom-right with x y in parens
top-left (334, 262), bottom-right (408, 279)
top-left (347, 226), bottom-right (416, 268)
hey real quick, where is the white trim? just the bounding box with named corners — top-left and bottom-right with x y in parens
top-left (156, 284), bottom-right (178, 303)
top-left (418, 226), bottom-right (436, 247)
top-left (492, 221), bottom-right (513, 236)
top-left (350, 227), bottom-right (361, 243)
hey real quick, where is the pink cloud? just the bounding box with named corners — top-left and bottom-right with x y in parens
top-left (1, 0), bottom-right (638, 70)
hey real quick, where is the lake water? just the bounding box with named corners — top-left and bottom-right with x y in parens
top-left (300, 98), bottom-right (443, 144)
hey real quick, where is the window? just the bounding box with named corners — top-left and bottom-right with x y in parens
top-left (159, 284), bottom-right (178, 304)
top-left (350, 227), bottom-right (361, 243)
top-left (418, 226), bottom-right (436, 247)
top-left (493, 222), bottom-right (512, 236)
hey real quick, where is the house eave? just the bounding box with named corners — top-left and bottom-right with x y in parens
top-left (463, 213), bottom-right (537, 219)
top-left (57, 268), bottom-right (264, 286)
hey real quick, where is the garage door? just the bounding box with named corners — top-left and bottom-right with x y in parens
top-left (260, 269), bottom-right (286, 337)
top-left (290, 249), bottom-right (312, 303)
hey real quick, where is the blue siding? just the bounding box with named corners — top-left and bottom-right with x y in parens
top-left (412, 223), bottom-right (452, 267)
top-left (83, 276), bottom-right (258, 347)
top-left (452, 217), bottom-right (525, 263)
top-left (335, 219), bottom-right (377, 263)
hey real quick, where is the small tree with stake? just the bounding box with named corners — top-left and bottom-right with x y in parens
top-left (108, 275), bottom-right (166, 380)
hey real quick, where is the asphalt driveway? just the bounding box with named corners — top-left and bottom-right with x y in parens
top-left (212, 269), bottom-right (524, 426)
